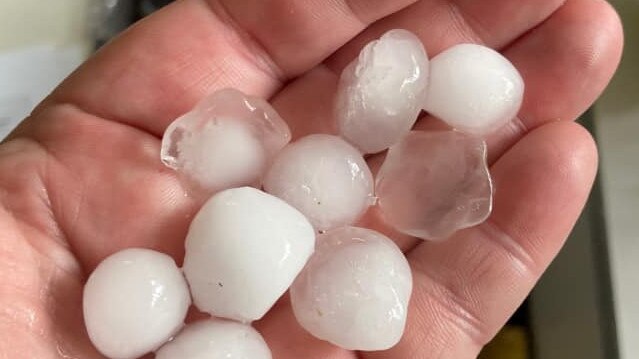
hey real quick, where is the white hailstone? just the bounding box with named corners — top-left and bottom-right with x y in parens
top-left (183, 187), bottom-right (315, 322)
top-left (291, 227), bottom-right (412, 351)
top-left (423, 43), bottom-right (524, 134)
top-left (263, 134), bottom-right (374, 232)
top-left (83, 248), bottom-right (191, 359)
top-left (161, 88), bottom-right (291, 196)
top-left (155, 319), bottom-right (272, 359)
top-left (335, 29), bottom-right (430, 154)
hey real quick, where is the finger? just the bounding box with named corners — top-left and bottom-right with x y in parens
top-left (276, 0), bottom-right (622, 146)
top-left (487, 0), bottom-right (623, 161)
top-left (413, 0), bottom-right (623, 163)
top-left (361, 0), bottom-right (620, 252)
top-left (324, 0), bottom-right (564, 70)
top-left (463, 0), bottom-right (622, 165)
top-left (272, 0), bottom-right (562, 138)
top-left (364, 121), bottom-right (598, 359)
top-left (33, 0), bottom-right (418, 137)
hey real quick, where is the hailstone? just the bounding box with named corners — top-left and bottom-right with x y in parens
top-left (263, 134), bottom-right (374, 232)
top-left (335, 29), bottom-right (430, 154)
top-left (423, 43), bottom-right (524, 134)
top-left (155, 319), bottom-right (272, 359)
top-left (291, 226), bottom-right (412, 351)
top-left (183, 187), bottom-right (315, 322)
top-left (161, 88), bottom-right (291, 196)
top-left (376, 131), bottom-right (493, 240)
top-left (83, 248), bottom-right (191, 359)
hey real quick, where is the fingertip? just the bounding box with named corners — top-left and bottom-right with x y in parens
top-left (508, 0), bottom-right (624, 127)
top-left (489, 121), bottom-right (599, 265)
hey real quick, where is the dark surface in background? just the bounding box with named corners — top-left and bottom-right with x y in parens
top-left (95, 0), bottom-right (175, 48)
top-left (581, 110), bottom-right (620, 359)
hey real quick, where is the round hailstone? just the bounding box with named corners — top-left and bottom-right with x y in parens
top-left (263, 134), bottom-right (374, 232)
top-left (290, 226), bottom-right (412, 351)
top-left (155, 319), bottom-right (272, 359)
top-left (183, 187), bottom-right (315, 322)
top-left (83, 248), bottom-right (191, 359)
top-left (423, 43), bottom-right (524, 134)
top-left (335, 29), bottom-right (429, 154)
top-left (161, 88), bottom-right (291, 196)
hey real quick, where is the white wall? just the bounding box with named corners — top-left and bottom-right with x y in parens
top-left (0, 0), bottom-right (91, 139)
top-left (595, 1), bottom-right (639, 358)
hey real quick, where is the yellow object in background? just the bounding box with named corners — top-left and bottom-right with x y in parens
top-left (479, 325), bottom-right (530, 359)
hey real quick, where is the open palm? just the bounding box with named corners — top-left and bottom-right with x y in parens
top-left (0, 0), bottom-right (623, 358)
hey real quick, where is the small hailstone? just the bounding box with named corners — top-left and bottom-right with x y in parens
top-left (263, 134), bottom-right (374, 232)
top-left (161, 88), bottom-right (291, 196)
top-left (83, 248), bottom-right (190, 359)
top-left (183, 187), bottom-right (315, 322)
top-left (155, 319), bottom-right (272, 359)
top-left (291, 226), bottom-right (412, 351)
top-left (376, 131), bottom-right (492, 240)
top-left (423, 44), bottom-right (524, 134)
top-left (335, 29), bottom-right (429, 154)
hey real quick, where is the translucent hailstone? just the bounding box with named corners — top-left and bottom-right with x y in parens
top-left (335, 29), bottom-right (430, 154)
top-left (161, 88), bottom-right (291, 196)
top-left (263, 134), bottom-right (374, 232)
top-left (376, 131), bottom-right (493, 240)
top-left (291, 226), bottom-right (412, 351)
top-left (423, 43), bottom-right (524, 134)
top-left (155, 319), bottom-right (272, 359)
top-left (183, 187), bottom-right (315, 322)
top-left (83, 248), bottom-right (191, 359)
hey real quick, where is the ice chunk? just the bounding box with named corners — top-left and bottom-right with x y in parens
top-left (291, 226), bottom-right (412, 351)
top-left (423, 44), bottom-right (524, 134)
top-left (335, 29), bottom-right (429, 154)
top-left (83, 248), bottom-right (191, 359)
top-left (161, 88), bottom-right (291, 196)
top-left (376, 131), bottom-right (493, 240)
top-left (156, 319), bottom-right (272, 359)
top-left (183, 187), bottom-right (315, 322)
top-left (263, 134), bottom-right (374, 232)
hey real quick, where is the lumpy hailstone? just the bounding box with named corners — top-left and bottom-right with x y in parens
top-left (336, 29), bottom-right (429, 154)
top-left (161, 88), bottom-right (291, 196)
top-left (264, 134), bottom-right (374, 232)
top-left (291, 227), bottom-right (412, 351)
top-left (423, 44), bottom-right (524, 134)
top-left (376, 131), bottom-right (493, 240)
top-left (183, 187), bottom-right (315, 322)
top-left (155, 319), bottom-right (272, 359)
top-left (83, 248), bottom-right (190, 359)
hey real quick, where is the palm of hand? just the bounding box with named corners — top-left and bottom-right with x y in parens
top-left (0, 0), bottom-right (622, 358)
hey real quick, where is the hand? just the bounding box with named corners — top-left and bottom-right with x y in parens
top-left (0, 0), bottom-right (622, 358)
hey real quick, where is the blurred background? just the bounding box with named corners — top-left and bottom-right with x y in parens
top-left (0, 1), bottom-right (636, 358)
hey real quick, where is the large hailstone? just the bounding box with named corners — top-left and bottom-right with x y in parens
top-left (83, 248), bottom-right (191, 359)
top-left (376, 131), bottom-right (493, 240)
top-left (423, 43), bottom-right (524, 134)
top-left (291, 226), bottom-right (412, 351)
top-left (335, 29), bottom-right (429, 154)
top-left (183, 187), bottom-right (315, 322)
top-left (263, 134), bottom-right (374, 232)
top-left (155, 319), bottom-right (272, 359)
top-left (161, 88), bottom-right (291, 196)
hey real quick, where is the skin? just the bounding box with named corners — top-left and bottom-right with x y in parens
top-left (0, 0), bottom-right (623, 358)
